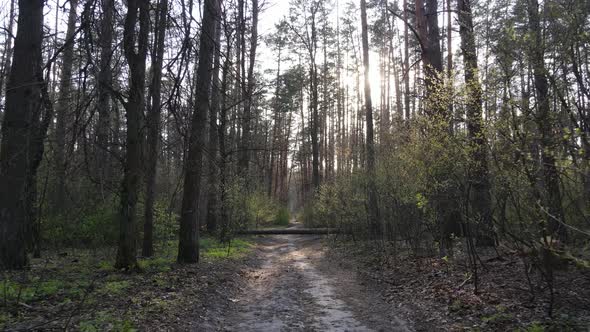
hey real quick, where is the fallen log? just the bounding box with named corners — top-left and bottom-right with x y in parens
top-left (237, 228), bottom-right (339, 235)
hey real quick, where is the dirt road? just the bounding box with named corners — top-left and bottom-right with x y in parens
top-left (219, 234), bottom-right (411, 332)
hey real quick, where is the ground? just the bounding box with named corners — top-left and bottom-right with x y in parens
top-left (214, 235), bottom-right (410, 331)
top-left (2, 229), bottom-right (589, 331)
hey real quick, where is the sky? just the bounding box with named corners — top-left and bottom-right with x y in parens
top-left (0, 0), bottom-right (397, 103)
top-left (256, 0), bottom-right (385, 102)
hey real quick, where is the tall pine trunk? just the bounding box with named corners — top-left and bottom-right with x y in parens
top-left (238, 0), bottom-right (259, 180)
top-left (178, 0), bottom-right (220, 263)
top-left (361, 0), bottom-right (380, 238)
top-left (458, 0), bottom-right (494, 246)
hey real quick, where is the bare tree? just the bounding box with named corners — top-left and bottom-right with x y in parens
top-left (115, 0), bottom-right (150, 270)
top-left (54, 0), bottom-right (79, 212)
top-left (143, 0), bottom-right (169, 257)
top-left (0, 0), bottom-right (44, 269)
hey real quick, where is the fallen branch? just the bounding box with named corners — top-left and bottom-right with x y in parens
top-left (237, 228), bottom-right (340, 235)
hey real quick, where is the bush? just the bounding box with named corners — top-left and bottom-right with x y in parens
top-left (43, 200), bottom-right (119, 248)
top-left (274, 207), bottom-right (290, 226)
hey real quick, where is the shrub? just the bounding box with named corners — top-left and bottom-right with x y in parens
top-left (274, 207), bottom-right (290, 226)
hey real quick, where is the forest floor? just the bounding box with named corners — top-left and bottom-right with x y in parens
top-left (212, 234), bottom-right (411, 331)
top-left (323, 239), bottom-right (590, 331)
top-left (2, 229), bottom-right (589, 331)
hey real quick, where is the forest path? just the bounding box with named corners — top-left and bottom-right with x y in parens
top-left (220, 229), bottom-right (411, 331)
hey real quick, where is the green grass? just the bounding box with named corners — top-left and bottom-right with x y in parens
top-left (135, 236), bottom-right (254, 271)
top-left (79, 310), bottom-right (136, 332)
top-left (200, 237), bottom-right (254, 259)
top-left (1, 278), bottom-right (67, 302)
top-left (101, 280), bottom-right (130, 295)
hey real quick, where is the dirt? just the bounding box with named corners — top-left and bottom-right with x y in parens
top-left (208, 234), bottom-right (411, 331)
top-left (323, 241), bottom-right (590, 331)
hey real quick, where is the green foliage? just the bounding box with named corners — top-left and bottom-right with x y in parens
top-left (151, 201), bottom-right (179, 241)
top-left (101, 281), bottom-right (130, 295)
top-left (518, 322), bottom-right (545, 332)
top-left (43, 201), bottom-right (119, 248)
top-left (481, 312), bottom-right (513, 325)
top-left (221, 176), bottom-right (290, 240)
top-left (1, 278), bottom-right (66, 303)
top-left (274, 207), bottom-right (290, 226)
top-left (304, 174), bottom-right (367, 232)
top-left (79, 310), bottom-right (136, 332)
top-left (138, 257), bottom-right (172, 272)
top-left (41, 197), bottom-right (178, 251)
top-left (200, 237), bottom-right (253, 259)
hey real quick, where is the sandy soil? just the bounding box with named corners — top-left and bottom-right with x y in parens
top-left (216, 234), bottom-right (411, 332)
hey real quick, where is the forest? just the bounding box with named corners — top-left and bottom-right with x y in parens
top-left (0, 0), bottom-right (589, 330)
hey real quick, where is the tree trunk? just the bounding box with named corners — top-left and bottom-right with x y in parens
top-left (238, 0), bottom-right (259, 180)
top-left (96, 0), bottom-right (114, 201)
top-left (0, 0), bottom-right (15, 120)
top-left (458, 0), bottom-right (494, 246)
top-left (178, 0), bottom-right (220, 263)
top-left (206, 11), bottom-right (222, 234)
top-left (0, 0), bottom-right (44, 270)
top-left (526, 0), bottom-right (567, 241)
top-left (54, 0), bottom-right (78, 213)
top-left (115, 0), bottom-right (149, 270)
top-left (361, 0), bottom-right (380, 239)
top-left (143, 0), bottom-right (168, 257)
top-left (403, 0), bottom-right (411, 120)
top-left (309, 8), bottom-right (320, 190)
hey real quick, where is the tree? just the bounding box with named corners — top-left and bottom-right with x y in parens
top-left (54, 0), bottom-right (79, 213)
top-left (115, 0), bottom-right (150, 270)
top-left (290, 0), bottom-right (321, 190)
top-left (0, 0), bottom-right (15, 117)
top-left (143, 0), bottom-right (169, 257)
top-left (178, 0), bottom-right (220, 263)
top-left (361, 0), bottom-right (380, 238)
top-left (238, 0), bottom-right (260, 180)
top-left (206, 4), bottom-right (223, 234)
top-left (0, 0), bottom-right (44, 269)
top-left (95, 0), bottom-right (115, 200)
top-left (458, 0), bottom-right (494, 246)
top-left (526, 0), bottom-right (567, 241)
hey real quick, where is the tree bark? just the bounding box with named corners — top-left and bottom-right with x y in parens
top-left (115, 0), bottom-right (149, 270)
top-left (238, 0), bottom-right (259, 180)
top-left (54, 0), bottom-right (78, 213)
top-left (361, 0), bottom-right (381, 238)
top-left (0, 0), bottom-right (44, 269)
top-left (0, 0), bottom-right (15, 120)
top-left (96, 0), bottom-right (114, 201)
top-left (206, 10), bottom-right (222, 234)
top-left (178, 0), bottom-right (220, 263)
top-left (143, 0), bottom-right (168, 257)
top-left (526, 0), bottom-right (567, 241)
top-left (403, 0), bottom-right (411, 120)
top-left (458, 0), bottom-right (494, 246)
